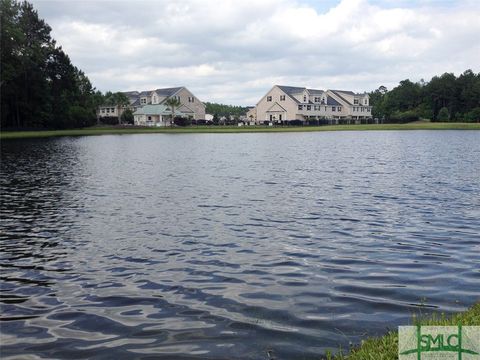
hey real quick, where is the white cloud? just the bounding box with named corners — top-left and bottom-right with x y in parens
top-left (31, 0), bottom-right (480, 104)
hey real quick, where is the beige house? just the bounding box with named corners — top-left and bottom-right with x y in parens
top-left (98, 87), bottom-right (206, 124)
top-left (250, 85), bottom-right (373, 124)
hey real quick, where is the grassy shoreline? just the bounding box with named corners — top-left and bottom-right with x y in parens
top-left (326, 302), bottom-right (480, 359)
top-left (1, 122), bottom-right (480, 139)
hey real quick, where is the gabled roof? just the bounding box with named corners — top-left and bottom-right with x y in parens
top-left (327, 96), bottom-right (341, 106)
top-left (122, 91), bottom-right (140, 97)
top-left (331, 90), bottom-right (355, 96)
top-left (139, 90), bottom-right (153, 97)
top-left (330, 90), bottom-right (353, 105)
top-left (178, 104), bottom-right (194, 113)
top-left (276, 85), bottom-right (306, 104)
top-left (154, 87), bottom-right (183, 97)
top-left (277, 85), bottom-right (306, 94)
top-left (266, 102), bottom-right (287, 112)
top-left (307, 89), bottom-right (324, 95)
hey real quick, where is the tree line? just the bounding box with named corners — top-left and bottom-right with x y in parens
top-left (370, 70), bottom-right (480, 122)
top-left (0, 0), bottom-right (108, 129)
top-left (204, 102), bottom-right (249, 118)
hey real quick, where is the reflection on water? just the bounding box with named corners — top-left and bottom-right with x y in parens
top-left (1, 131), bottom-right (480, 359)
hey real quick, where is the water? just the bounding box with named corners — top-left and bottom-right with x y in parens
top-left (1, 130), bottom-right (479, 359)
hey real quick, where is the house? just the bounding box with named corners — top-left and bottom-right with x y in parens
top-left (97, 87), bottom-right (206, 125)
top-left (97, 91), bottom-right (140, 120)
top-left (250, 85), bottom-right (373, 125)
top-left (133, 105), bottom-right (183, 127)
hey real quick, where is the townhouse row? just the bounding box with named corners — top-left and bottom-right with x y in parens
top-left (247, 85), bottom-right (373, 124)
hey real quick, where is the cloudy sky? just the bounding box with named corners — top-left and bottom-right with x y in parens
top-left (31, 0), bottom-right (480, 105)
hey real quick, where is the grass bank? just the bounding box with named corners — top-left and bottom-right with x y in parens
top-left (326, 302), bottom-right (480, 360)
top-left (1, 122), bottom-right (480, 139)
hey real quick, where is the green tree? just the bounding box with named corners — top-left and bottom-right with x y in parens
top-left (104, 91), bottom-right (129, 124)
top-left (369, 86), bottom-right (388, 119)
top-left (121, 108), bottom-right (134, 124)
top-left (1, 0), bottom-right (99, 129)
top-left (427, 73), bottom-right (457, 121)
top-left (165, 97), bottom-right (181, 127)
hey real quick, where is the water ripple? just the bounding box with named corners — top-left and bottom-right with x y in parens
top-left (1, 131), bottom-right (480, 359)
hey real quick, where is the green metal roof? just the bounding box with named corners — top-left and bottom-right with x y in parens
top-left (133, 105), bottom-right (183, 116)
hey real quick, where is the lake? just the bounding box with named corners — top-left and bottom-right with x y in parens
top-left (1, 130), bottom-right (479, 359)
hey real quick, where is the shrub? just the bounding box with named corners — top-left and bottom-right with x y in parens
top-left (437, 107), bottom-right (450, 121)
top-left (69, 105), bottom-right (95, 128)
top-left (463, 107), bottom-right (480, 123)
top-left (100, 116), bottom-right (120, 125)
top-left (121, 109), bottom-right (134, 124)
top-left (386, 110), bottom-right (419, 123)
top-left (288, 120), bottom-right (304, 126)
top-left (173, 116), bottom-right (191, 127)
top-left (414, 104), bottom-right (433, 120)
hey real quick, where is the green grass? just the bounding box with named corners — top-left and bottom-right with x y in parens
top-left (325, 302), bottom-right (480, 360)
top-left (1, 122), bottom-right (480, 139)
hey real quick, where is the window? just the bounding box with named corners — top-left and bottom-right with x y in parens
top-left (325, 106), bottom-right (327, 111)
top-left (307, 105), bottom-right (311, 110)
top-left (101, 109), bottom-right (105, 113)
top-left (337, 107), bottom-right (341, 112)
top-left (141, 98), bottom-right (146, 104)
top-left (314, 105), bottom-right (319, 111)
top-left (298, 105), bottom-right (303, 110)
top-left (314, 97), bottom-right (320, 102)
top-left (280, 95), bottom-right (285, 101)
top-left (364, 99), bottom-right (368, 105)
top-left (279, 114), bottom-right (282, 120)
top-left (303, 95), bottom-right (307, 102)
top-left (332, 107), bottom-right (336, 112)
top-left (106, 108), bottom-right (110, 113)
top-left (361, 107), bottom-right (364, 112)
top-left (267, 96), bottom-right (272, 102)
top-left (269, 114), bottom-right (273, 121)
top-left (354, 99), bottom-right (359, 104)
top-left (188, 96), bottom-right (194, 102)
top-left (148, 116), bottom-right (152, 120)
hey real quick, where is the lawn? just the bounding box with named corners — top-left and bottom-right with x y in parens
top-left (1, 122), bottom-right (480, 139)
top-left (326, 302), bottom-right (480, 360)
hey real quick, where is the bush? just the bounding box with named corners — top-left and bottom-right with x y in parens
top-left (386, 110), bottom-right (419, 123)
top-left (288, 120), bottom-right (304, 126)
top-left (173, 116), bottom-right (191, 127)
top-left (414, 104), bottom-right (433, 120)
top-left (121, 109), bottom-right (134, 124)
top-left (69, 105), bottom-right (95, 128)
top-left (99, 116), bottom-right (119, 125)
top-left (437, 107), bottom-right (450, 121)
top-left (463, 107), bottom-right (480, 123)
